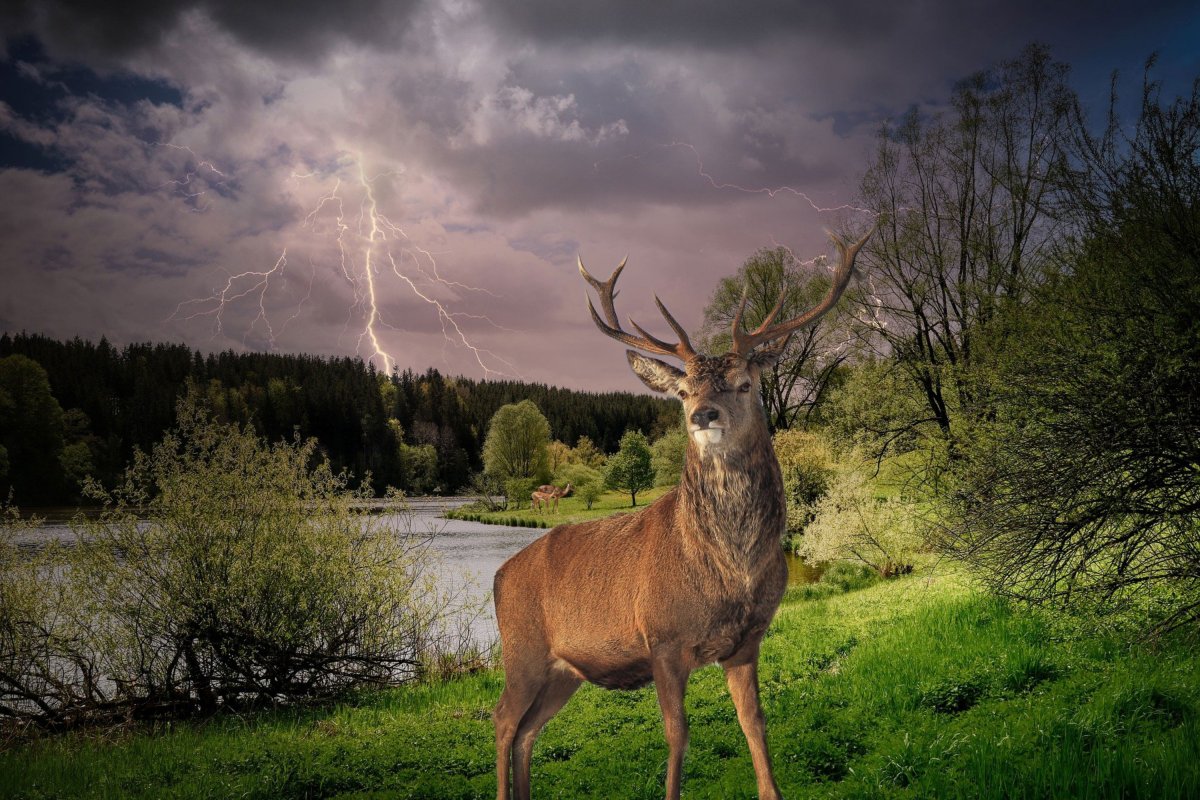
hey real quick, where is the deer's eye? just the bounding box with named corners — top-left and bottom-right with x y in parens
top-left (678, 390), bottom-right (689, 400)
top-left (739, 382), bottom-right (752, 393)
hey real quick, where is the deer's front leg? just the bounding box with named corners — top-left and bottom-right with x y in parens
top-left (651, 652), bottom-right (690, 800)
top-left (722, 645), bottom-right (782, 800)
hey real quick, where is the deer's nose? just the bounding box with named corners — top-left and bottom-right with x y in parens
top-left (690, 407), bottom-right (720, 427)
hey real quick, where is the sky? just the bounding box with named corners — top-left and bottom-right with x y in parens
top-left (1, 1), bottom-right (1197, 394)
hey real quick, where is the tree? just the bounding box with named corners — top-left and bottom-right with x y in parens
top-left (650, 428), bottom-right (688, 487)
top-left (482, 400), bottom-right (552, 483)
top-left (570, 435), bottom-right (605, 469)
top-left (942, 69), bottom-right (1200, 628)
top-left (546, 440), bottom-right (572, 475)
top-left (605, 430), bottom-right (655, 507)
top-left (855, 44), bottom-right (1075, 454)
top-left (0, 355), bottom-right (66, 504)
top-left (701, 246), bottom-right (855, 430)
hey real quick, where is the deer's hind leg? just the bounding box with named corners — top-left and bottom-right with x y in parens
top-left (511, 669), bottom-right (581, 800)
top-left (494, 675), bottom-right (535, 800)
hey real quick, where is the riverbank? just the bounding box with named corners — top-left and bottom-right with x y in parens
top-left (444, 486), bottom-right (673, 528)
top-left (5, 566), bottom-right (1198, 798)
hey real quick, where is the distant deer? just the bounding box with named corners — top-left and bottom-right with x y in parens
top-left (493, 229), bottom-right (872, 800)
top-left (531, 483), bottom-right (572, 513)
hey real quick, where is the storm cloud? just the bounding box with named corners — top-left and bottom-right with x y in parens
top-left (0, 0), bottom-right (1196, 393)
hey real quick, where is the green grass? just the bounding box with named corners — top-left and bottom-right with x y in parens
top-left (445, 486), bottom-right (674, 528)
top-left (4, 569), bottom-right (1199, 799)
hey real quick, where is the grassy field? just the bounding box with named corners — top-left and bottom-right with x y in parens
top-left (4, 567), bottom-right (1199, 799)
top-left (445, 486), bottom-right (674, 528)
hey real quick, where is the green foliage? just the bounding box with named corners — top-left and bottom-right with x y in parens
top-left (824, 359), bottom-right (932, 456)
top-left (856, 45), bottom-right (1073, 449)
top-left (0, 355), bottom-right (65, 504)
top-left (0, 396), bottom-right (464, 726)
top-left (570, 435), bottom-right (606, 469)
top-left (482, 400), bottom-right (551, 483)
top-left (796, 451), bottom-right (926, 576)
top-left (389, 421), bottom-right (439, 494)
top-left (604, 430), bottom-right (655, 507)
top-left (0, 333), bottom-right (676, 501)
top-left (944, 71), bottom-right (1200, 627)
top-left (650, 427), bottom-right (688, 487)
top-left (503, 477), bottom-right (538, 510)
top-left (7, 575), bottom-right (1200, 799)
top-left (773, 429), bottom-right (836, 535)
top-left (556, 463), bottom-right (604, 510)
top-left (546, 440), bottom-right (572, 474)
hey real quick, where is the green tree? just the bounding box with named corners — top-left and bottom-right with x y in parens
top-left (650, 428), bottom-right (688, 487)
top-left (0, 355), bottom-right (65, 504)
top-left (72, 395), bottom-right (457, 713)
top-left (797, 454), bottom-right (924, 577)
top-left (546, 440), bottom-right (572, 475)
top-left (482, 400), bottom-right (551, 483)
top-left (700, 246), bottom-right (855, 430)
top-left (605, 430), bottom-right (655, 507)
top-left (855, 44), bottom-right (1074, 454)
top-left (943, 71), bottom-right (1200, 627)
top-left (570, 435), bottom-right (605, 469)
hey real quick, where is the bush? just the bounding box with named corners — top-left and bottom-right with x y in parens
top-left (0, 397), bottom-right (467, 727)
top-left (504, 477), bottom-right (538, 510)
top-left (795, 452), bottom-right (926, 576)
top-left (773, 429), bottom-right (836, 535)
top-left (555, 463), bottom-right (604, 510)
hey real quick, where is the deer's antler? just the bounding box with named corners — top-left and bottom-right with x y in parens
top-left (730, 227), bottom-right (874, 356)
top-left (579, 256), bottom-right (698, 362)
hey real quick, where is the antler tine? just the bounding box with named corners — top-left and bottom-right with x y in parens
top-left (579, 255), bottom-right (697, 362)
top-left (731, 286), bottom-right (788, 353)
top-left (731, 226), bottom-right (875, 356)
top-left (578, 255), bottom-right (626, 328)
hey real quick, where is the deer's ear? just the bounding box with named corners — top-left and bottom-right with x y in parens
top-left (626, 351), bottom-right (685, 394)
top-left (747, 335), bottom-right (792, 371)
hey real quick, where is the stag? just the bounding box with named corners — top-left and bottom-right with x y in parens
top-left (493, 229), bottom-right (872, 800)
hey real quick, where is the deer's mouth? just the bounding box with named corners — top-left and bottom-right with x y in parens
top-left (690, 426), bottom-right (726, 447)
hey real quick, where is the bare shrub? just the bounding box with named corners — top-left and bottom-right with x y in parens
top-left (0, 397), bottom-right (473, 729)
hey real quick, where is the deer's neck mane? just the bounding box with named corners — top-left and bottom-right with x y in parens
top-left (677, 425), bottom-right (785, 580)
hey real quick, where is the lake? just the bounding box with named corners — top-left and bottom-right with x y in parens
top-left (12, 498), bottom-right (819, 649)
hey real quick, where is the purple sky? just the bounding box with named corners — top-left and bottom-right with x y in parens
top-left (1, 0), bottom-right (1197, 394)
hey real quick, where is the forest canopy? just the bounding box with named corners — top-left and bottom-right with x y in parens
top-left (0, 333), bottom-right (677, 504)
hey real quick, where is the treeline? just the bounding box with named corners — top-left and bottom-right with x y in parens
top-left (0, 332), bottom-right (677, 504)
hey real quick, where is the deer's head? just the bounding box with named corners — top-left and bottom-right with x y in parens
top-left (579, 230), bottom-right (872, 457)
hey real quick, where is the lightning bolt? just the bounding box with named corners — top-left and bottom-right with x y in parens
top-left (164, 143), bottom-right (516, 378)
top-left (153, 142), bottom-right (228, 212)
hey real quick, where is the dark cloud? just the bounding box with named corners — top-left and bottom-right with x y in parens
top-left (481, 0), bottom-right (904, 48)
top-left (482, 0), bottom-right (1195, 58)
top-left (0, 0), bottom-right (423, 64)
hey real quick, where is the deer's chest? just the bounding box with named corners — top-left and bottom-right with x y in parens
top-left (653, 561), bottom-right (785, 667)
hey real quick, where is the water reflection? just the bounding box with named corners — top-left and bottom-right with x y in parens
top-left (12, 499), bottom-right (822, 648)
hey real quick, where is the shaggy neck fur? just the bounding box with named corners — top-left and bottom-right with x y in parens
top-left (677, 420), bottom-right (785, 584)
